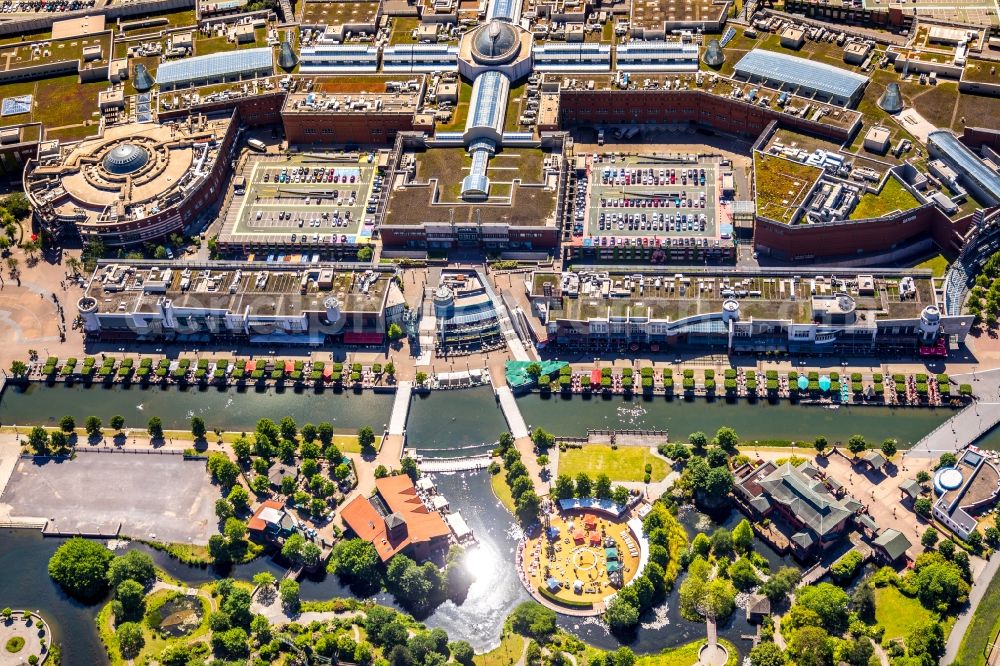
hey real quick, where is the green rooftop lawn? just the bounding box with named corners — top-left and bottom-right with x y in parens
top-left (850, 176), bottom-right (920, 220)
top-left (437, 80), bottom-right (473, 132)
top-left (504, 80), bottom-right (527, 132)
top-left (195, 27), bottom-right (268, 56)
top-left (913, 253), bottom-right (949, 277)
top-left (954, 91), bottom-right (1000, 132)
top-left (388, 17), bottom-right (421, 44)
top-left (754, 153), bottom-right (821, 224)
top-left (964, 59), bottom-right (999, 84)
top-left (559, 444), bottom-right (669, 482)
top-left (0, 73), bottom-right (102, 139)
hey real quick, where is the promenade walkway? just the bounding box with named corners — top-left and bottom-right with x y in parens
top-left (496, 386), bottom-right (529, 439)
top-left (906, 368), bottom-right (1000, 459)
top-left (419, 455), bottom-right (493, 472)
top-left (388, 381), bottom-right (412, 436)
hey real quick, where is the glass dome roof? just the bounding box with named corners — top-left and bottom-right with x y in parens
top-left (103, 143), bottom-right (150, 175)
top-left (473, 19), bottom-right (519, 62)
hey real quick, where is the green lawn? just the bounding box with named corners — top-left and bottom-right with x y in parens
top-left (875, 585), bottom-right (933, 642)
top-left (490, 467), bottom-right (516, 515)
top-left (956, 574), bottom-right (1000, 666)
top-left (437, 82), bottom-right (474, 132)
top-left (473, 631), bottom-right (524, 666)
top-left (753, 153), bottom-right (822, 224)
top-left (850, 177), bottom-right (920, 220)
top-left (335, 433), bottom-right (383, 454)
top-left (559, 445), bottom-right (669, 482)
top-left (914, 253), bottom-right (950, 277)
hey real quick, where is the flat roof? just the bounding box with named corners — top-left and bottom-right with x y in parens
top-left (734, 49), bottom-right (868, 101)
top-left (534, 269), bottom-right (936, 324)
top-left (84, 263), bottom-right (390, 317)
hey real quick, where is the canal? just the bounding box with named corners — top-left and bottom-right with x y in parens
top-left (0, 382), bottom-right (395, 433)
top-left (516, 393), bottom-right (961, 448)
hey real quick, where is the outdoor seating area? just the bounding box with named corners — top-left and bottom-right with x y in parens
top-left (517, 507), bottom-right (640, 610)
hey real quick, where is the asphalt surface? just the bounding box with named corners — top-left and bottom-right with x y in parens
top-left (1, 450), bottom-right (220, 544)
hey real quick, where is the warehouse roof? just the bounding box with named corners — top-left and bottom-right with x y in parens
top-left (733, 49), bottom-right (868, 101)
top-left (156, 47), bottom-right (273, 87)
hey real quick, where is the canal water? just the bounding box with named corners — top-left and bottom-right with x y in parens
top-left (0, 382), bottom-right (395, 433)
top-left (406, 386), bottom-right (509, 458)
top-left (516, 394), bottom-right (960, 448)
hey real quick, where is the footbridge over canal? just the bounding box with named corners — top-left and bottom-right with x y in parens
top-left (905, 369), bottom-right (1000, 458)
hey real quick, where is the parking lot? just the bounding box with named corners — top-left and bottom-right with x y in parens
top-left (576, 155), bottom-right (721, 248)
top-left (0, 452), bottom-right (220, 544)
top-left (232, 154), bottom-right (383, 247)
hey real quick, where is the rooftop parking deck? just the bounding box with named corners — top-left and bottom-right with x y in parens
top-left (534, 270), bottom-right (936, 324)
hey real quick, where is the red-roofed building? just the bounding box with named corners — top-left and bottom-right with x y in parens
top-left (340, 475), bottom-right (451, 562)
top-left (248, 499), bottom-right (297, 538)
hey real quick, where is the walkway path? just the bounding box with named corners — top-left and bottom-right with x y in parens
top-left (943, 552), bottom-right (1000, 664)
top-left (496, 386), bottom-right (529, 439)
top-left (906, 368), bottom-right (1000, 458)
top-left (388, 382), bottom-right (412, 436)
top-left (250, 585), bottom-right (363, 626)
top-left (419, 455), bottom-right (493, 472)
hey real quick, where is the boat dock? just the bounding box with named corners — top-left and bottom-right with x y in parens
top-left (418, 455), bottom-right (494, 473)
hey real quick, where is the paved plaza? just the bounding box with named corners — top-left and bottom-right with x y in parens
top-left (0, 451), bottom-right (220, 544)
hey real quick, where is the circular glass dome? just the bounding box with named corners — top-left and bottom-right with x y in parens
top-left (103, 143), bottom-right (150, 175)
top-left (472, 19), bottom-right (519, 63)
top-left (934, 467), bottom-right (964, 493)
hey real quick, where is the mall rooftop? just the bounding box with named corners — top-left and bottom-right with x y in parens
top-left (82, 263), bottom-right (392, 318)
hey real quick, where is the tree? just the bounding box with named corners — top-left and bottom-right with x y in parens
top-left (415, 371), bottom-right (428, 385)
top-left (107, 550), bottom-right (155, 588)
top-left (278, 416), bottom-right (297, 441)
top-left (605, 596), bottom-right (640, 631)
top-left (840, 637), bottom-right (874, 666)
top-left (921, 527), bottom-right (939, 549)
top-left (59, 415), bottom-right (76, 433)
top-left (710, 527), bottom-right (733, 557)
top-left (689, 431), bottom-right (708, 452)
top-left (575, 472), bottom-right (593, 497)
top-left (84, 416), bottom-right (102, 437)
top-left (317, 421), bottom-right (334, 445)
top-left (207, 452), bottom-right (240, 488)
top-left (906, 620), bottom-right (944, 662)
top-left (331, 538), bottom-right (382, 586)
top-left (881, 438), bottom-right (898, 458)
top-left (914, 497), bottom-right (932, 518)
top-left (795, 584), bottom-right (850, 634)
top-left (788, 626), bottom-right (833, 666)
top-left (450, 641), bottom-right (475, 666)
top-left (228, 484), bottom-right (250, 513)
top-left (27, 426), bottom-right (48, 454)
top-left (222, 587), bottom-right (253, 628)
top-left (713, 426), bottom-right (739, 451)
top-left (729, 557), bottom-right (761, 591)
top-left (4, 192), bottom-right (30, 219)
top-left (114, 579), bottom-right (146, 621)
top-left (115, 622), bottom-right (145, 658)
top-left (279, 578), bottom-right (300, 611)
top-left (215, 498), bottom-right (234, 520)
top-left (938, 452), bottom-right (958, 469)
top-left (612, 485), bottom-right (630, 506)
top-left (358, 425), bottom-right (377, 454)
top-left (760, 567), bottom-right (801, 604)
top-left (110, 415), bottom-right (125, 432)
top-left (9, 360), bottom-right (27, 377)
top-left (224, 517), bottom-right (248, 543)
top-left (387, 323), bottom-right (404, 340)
top-left (48, 430), bottom-right (67, 452)
top-left (401, 456), bottom-right (419, 481)
top-left (594, 474), bottom-right (613, 499)
top-left (253, 571), bottom-right (276, 591)
top-left (212, 627), bottom-right (250, 659)
top-left (525, 362), bottom-right (543, 378)
top-left (510, 602), bottom-right (557, 639)
top-left (852, 581), bottom-right (876, 623)
top-left (749, 642), bottom-right (786, 666)
top-left (813, 436), bottom-right (828, 456)
top-left (516, 490), bottom-right (541, 524)
top-left (147, 416), bottom-right (163, 439)
top-left (912, 552), bottom-right (970, 612)
top-left (357, 245), bottom-right (373, 262)
top-left (706, 446), bottom-right (729, 468)
top-left (48, 538), bottom-right (114, 601)
top-left (732, 519), bottom-right (754, 553)
top-left (847, 434), bottom-right (867, 457)
top-left (374, 464), bottom-right (389, 479)
top-left (191, 415), bottom-right (207, 439)
top-left (554, 474), bottom-right (575, 500)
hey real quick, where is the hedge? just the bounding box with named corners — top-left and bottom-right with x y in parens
top-left (537, 585), bottom-right (593, 609)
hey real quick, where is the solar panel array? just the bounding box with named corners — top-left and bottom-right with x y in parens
top-left (156, 47), bottom-right (273, 87)
top-left (733, 49), bottom-right (868, 102)
top-left (719, 26), bottom-right (736, 46)
top-left (1, 95), bottom-right (32, 117)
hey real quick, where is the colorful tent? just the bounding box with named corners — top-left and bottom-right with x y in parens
top-left (589, 532), bottom-right (601, 545)
top-left (605, 547), bottom-right (618, 560)
top-left (573, 530), bottom-right (585, 543)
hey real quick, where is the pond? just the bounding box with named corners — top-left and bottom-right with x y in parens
top-left (151, 595), bottom-right (204, 638)
top-left (406, 386), bottom-right (509, 457)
